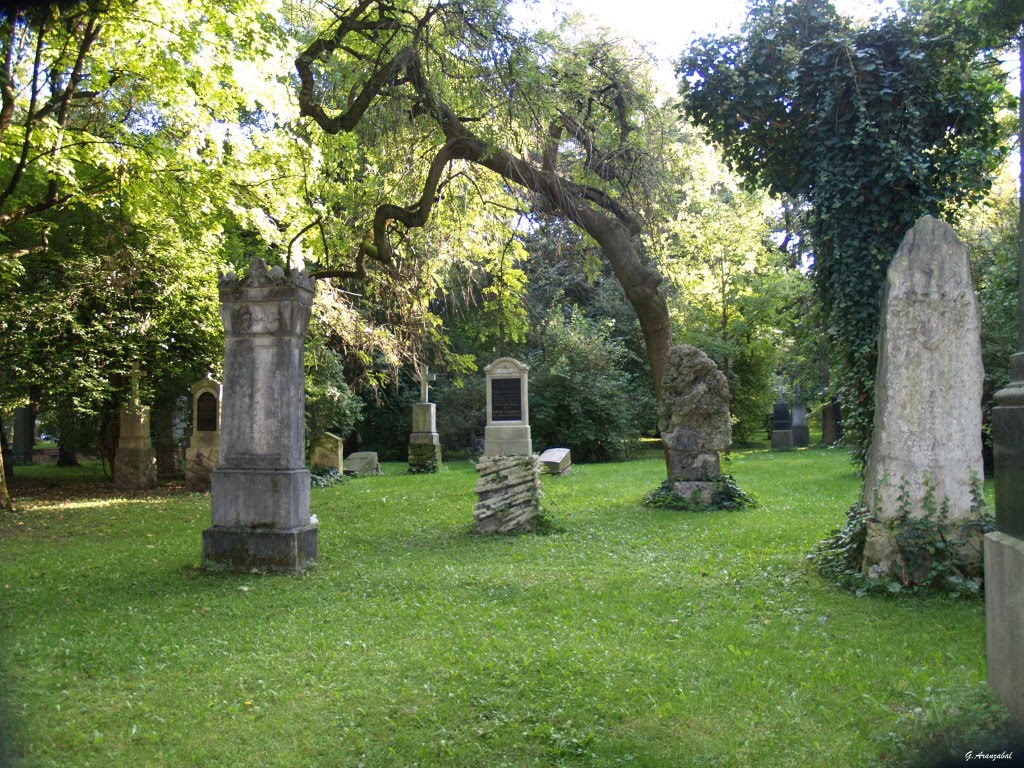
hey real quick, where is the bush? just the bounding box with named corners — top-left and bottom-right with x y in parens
top-left (528, 310), bottom-right (651, 462)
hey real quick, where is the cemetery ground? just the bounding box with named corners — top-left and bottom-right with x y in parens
top-left (0, 448), bottom-right (1014, 767)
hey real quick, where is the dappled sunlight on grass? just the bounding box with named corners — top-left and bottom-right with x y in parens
top-left (0, 449), bottom-right (1010, 767)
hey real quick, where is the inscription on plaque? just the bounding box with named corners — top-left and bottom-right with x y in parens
top-left (491, 378), bottom-right (522, 421)
top-left (196, 392), bottom-right (218, 432)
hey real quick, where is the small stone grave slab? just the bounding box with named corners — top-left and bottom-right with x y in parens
top-left (310, 432), bottom-right (343, 471)
top-left (539, 447), bottom-right (572, 476)
top-left (474, 454), bottom-right (543, 533)
top-left (345, 451), bottom-right (380, 475)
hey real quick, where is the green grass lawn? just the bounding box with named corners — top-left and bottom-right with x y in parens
top-left (0, 449), bottom-right (1011, 767)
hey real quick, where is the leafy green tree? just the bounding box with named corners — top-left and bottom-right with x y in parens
top-left (678, 0), bottom-right (1013, 464)
top-left (291, 0), bottom-right (677, 415)
top-left (654, 129), bottom-right (808, 441)
top-left (529, 309), bottom-right (647, 461)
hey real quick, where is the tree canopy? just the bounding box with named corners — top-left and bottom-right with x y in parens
top-left (678, 0), bottom-right (1015, 463)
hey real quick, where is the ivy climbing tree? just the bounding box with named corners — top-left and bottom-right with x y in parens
top-left (677, 0), bottom-right (1013, 465)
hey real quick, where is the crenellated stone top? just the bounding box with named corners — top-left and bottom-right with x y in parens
top-left (219, 257), bottom-right (314, 296)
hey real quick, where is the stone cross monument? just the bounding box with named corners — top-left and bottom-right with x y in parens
top-left (203, 257), bottom-right (317, 572)
top-left (408, 365), bottom-right (442, 471)
top-left (114, 364), bottom-right (157, 490)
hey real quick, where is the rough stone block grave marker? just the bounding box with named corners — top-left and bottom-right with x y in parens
top-left (770, 399), bottom-right (793, 452)
top-left (310, 432), bottom-right (343, 472)
top-left (114, 365), bottom-right (157, 491)
top-left (862, 216), bottom-right (985, 584)
top-left (474, 357), bottom-right (542, 532)
top-left (345, 451), bottom-right (380, 475)
top-left (203, 258), bottom-right (317, 572)
top-left (185, 375), bottom-right (221, 491)
top-left (659, 345), bottom-right (732, 504)
top-left (791, 402), bottom-right (810, 448)
top-left (408, 365), bottom-right (442, 471)
top-left (539, 447), bottom-right (572, 475)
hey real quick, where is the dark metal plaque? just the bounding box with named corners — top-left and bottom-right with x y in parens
top-left (491, 378), bottom-right (522, 422)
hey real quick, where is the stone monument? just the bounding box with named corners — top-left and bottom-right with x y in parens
top-left (861, 216), bottom-right (985, 584)
top-left (203, 258), bottom-right (317, 572)
top-left (791, 402), bottom-right (810, 448)
top-left (539, 447), bottom-right (572, 475)
top-left (821, 400), bottom-right (842, 445)
top-left (483, 357), bottom-right (532, 456)
top-left (345, 451), bottom-right (380, 475)
top-left (408, 365), bottom-right (442, 471)
top-left (770, 399), bottom-right (794, 452)
top-left (658, 345), bottom-right (732, 503)
top-left (185, 375), bottom-right (221, 491)
top-left (114, 366), bottom-right (157, 491)
top-left (310, 432), bottom-right (343, 472)
top-left (474, 356), bottom-right (542, 532)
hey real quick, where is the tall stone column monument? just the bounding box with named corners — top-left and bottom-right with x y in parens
top-left (203, 258), bottom-right (318, 572)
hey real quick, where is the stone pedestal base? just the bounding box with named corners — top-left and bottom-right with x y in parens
top-left (483, 424), bottom-right (532, 457)
top-left (474, 455), bottom-right (542, 533)
top-left (985, 531), bottom-right (1024, 730)
top-left (792, 425), bottom-right (810, 448)
top-left (663, 427), bottom-right (722, 481)
top-left (114, 446), bottom-right (157, 490)
top-left (211, 468), bottom-right (310, 528)
top-left (408, 432), bottom-right (442, 471)
top-left (202, 524), bottom-right (318, 573)
top-left (771, 430), bottom-right (794, 451)
top-left (670, 480), bottom-right (717, 505)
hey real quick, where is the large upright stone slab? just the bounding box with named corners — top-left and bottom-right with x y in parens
top-left (862, 216), bottom-right (985, 583)
top-left (203, 258), bottom-right (317, 572)
top-left (483, 357), bottom-right (532, 457)
top-left (309, 432), bottom-right (343, 471)
top-left (659, 345), bottom-right (731, 485)
top-left (114, 368), bottom-right (157, 491)
top-left (185, 375), bottom-right (221, 491)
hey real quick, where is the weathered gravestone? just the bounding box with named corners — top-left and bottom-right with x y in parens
top-left (861, 216), bottom-right (985, 583)
top-left (310, 432), bottom-right (343, 472)
top-left (659, 345), bottom-right (731, 503)
top-left (203, 258), bottom-right (317, 572)
top-left (539, 447), bottom-right (572, 476)
top-left (345, 451), bottom-right (380, 475)
top-left (474, 357), bottom-right (542, 532)
top-left (185, 375), bottom-right (221, 491)
top-left (114, 366), bottom-right (158, 491)
top-left (791, 402), bottom-right (810, 448)
top-left (770, 399), bottom-right (794, 452)
top-left (408, 365), bottom-right (442, 471)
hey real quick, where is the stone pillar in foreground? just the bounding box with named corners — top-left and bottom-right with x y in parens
top-left (203, 258), bottom-right (317, 572)
top-left (988, 305), bottom-right (1024, 729)
top-left (862, 216), bottom-right (985, 583)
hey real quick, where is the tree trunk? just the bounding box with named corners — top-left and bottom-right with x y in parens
top-left (0, 419), bottom-right (11, 511)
